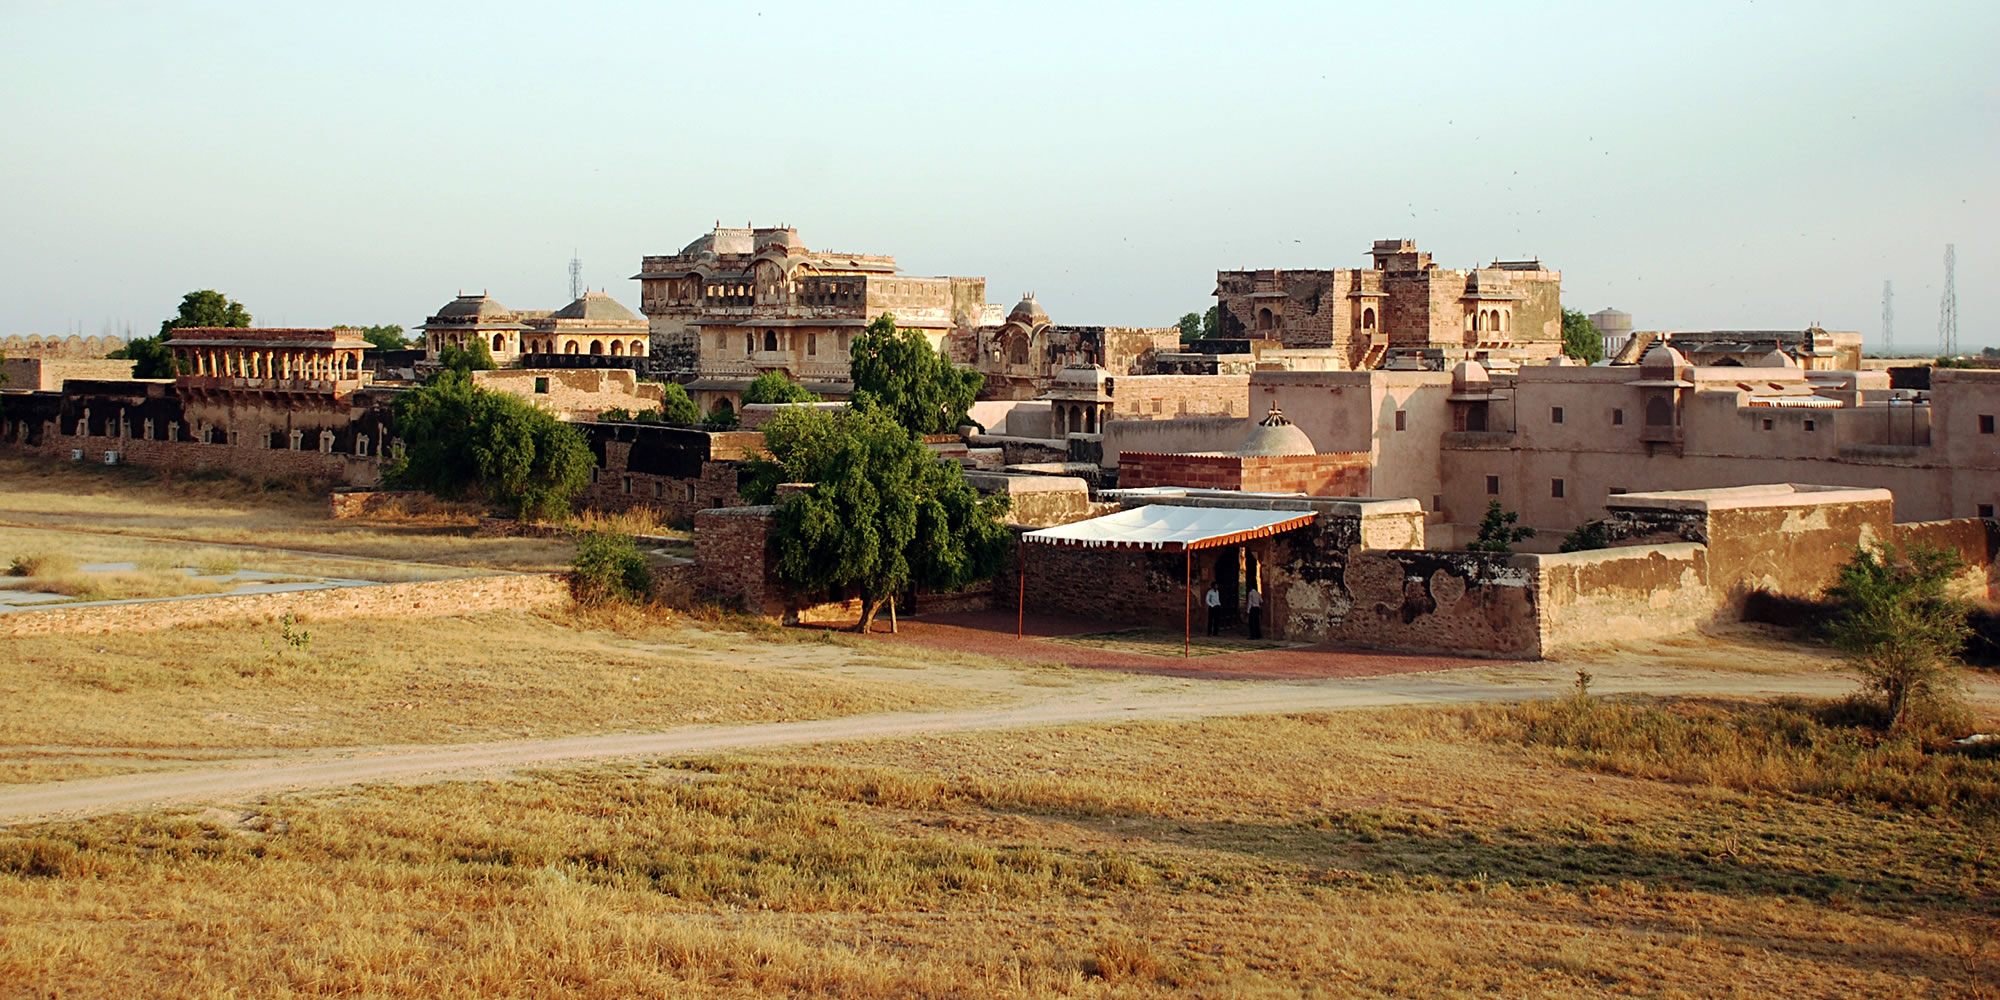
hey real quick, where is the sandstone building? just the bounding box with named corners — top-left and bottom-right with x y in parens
top-left (1214, 239), bottom-right (1563, 371)
top-left (949, 293), bottom-right (1181, 401)
top-left (419, 292), bottom-right (649, 366)
top-left (634, 225), bottom-right (987, 413)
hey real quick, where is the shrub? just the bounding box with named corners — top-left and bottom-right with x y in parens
top-left (742, 370), bottom-right (821, 405)
top-left (7, 552), bottom-right (77, 577)
top-left (571, 532), bottom-right (653, 606)
top-left (704, 399), bottom-right (738, 429)
top-left (1559, 520), bottom-right (1610, 552)
top-left (1466, 501), bottom-right (1533, 554)
top-left (657, 382), bottom-right (701, 425)
top-left (1823, 542), bottom-right (1972, 733)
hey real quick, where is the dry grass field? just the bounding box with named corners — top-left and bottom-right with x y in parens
top-left (1, 699), bottom-right (1992, 998)
top-left (0, 456), bottom-right (574, 572)
top-left (0, 608), bottom-right (1004, 783)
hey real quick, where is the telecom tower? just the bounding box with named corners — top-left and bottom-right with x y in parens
top-left (569, 251), bottom-right (584, 301)
top-left (1881, 281), bottom-right (1893, 353)
top-left (1938, 244), bottom-right (1958, 357)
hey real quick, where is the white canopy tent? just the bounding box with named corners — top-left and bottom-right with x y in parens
top-left (1019, 505), bottom-right (1319, 655)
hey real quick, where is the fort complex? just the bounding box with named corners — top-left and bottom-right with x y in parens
top-left (3, 228), bottom-right (1993, 658)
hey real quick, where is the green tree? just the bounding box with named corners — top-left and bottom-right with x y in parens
top-left (742, 370), bottom-right (822, 405)
top-left (1202, 305), bottom-right (1220, 339)
top-left (743, 405), bottom-right (1010, 631)
top-left (1177, 312), bottom-right (1203, 343)
top-left (111, 289), bottom-right (253, 378)
top-left (385, 370), bottom-right (593, 521)
top-left (659, 382), bottom-right (701, 424)
top-left (1562, 308), bottom-right (1605, 365)
top-left (159, 289), bottom-right (251, 337)
top-left (339, 324), bottom-right (408, 351)
top-left (437, 340), bottom-right (498, 373)
top-left (1823, 542), bottom-right (1972, 733)
top-left (849, 313), bottom-right (983, 435)
top-left (106, 335), bottom-right (181, 379)
top-left (1467, 501), bottom-right (1535, 554)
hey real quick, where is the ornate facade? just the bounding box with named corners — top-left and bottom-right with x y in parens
top-left (951, 293), bottom-right (1181, 401)
top-left (1214, 239), bottom-right (1564, 371)
top-left (633, 225), bottom-right (987, 413)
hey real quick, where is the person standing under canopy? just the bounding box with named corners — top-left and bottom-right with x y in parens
top-left (1204, 584), bottom-right (1222, 636)
top-left (1246, 586), bottom-right (1264, 639)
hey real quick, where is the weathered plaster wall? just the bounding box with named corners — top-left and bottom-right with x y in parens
top-left (1534, 544), bottom-right (1711, 653)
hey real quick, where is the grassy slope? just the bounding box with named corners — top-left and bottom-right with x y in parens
top-left (1, 702), bottom-right (1991, 998)
top-left (0, 609), bottom-right (989, 781)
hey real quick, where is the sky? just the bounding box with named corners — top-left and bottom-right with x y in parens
top-left (2, 0), bottom-right (1994, 351)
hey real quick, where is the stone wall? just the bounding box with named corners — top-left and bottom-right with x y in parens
top-left (1891, 517), bottom-right (2000, 598)
top-left (1100, 416), bottom-right (1249, 469)
top-left (0, 573), bottom-right (569, 637)
top-left (961, 473), bottom-right (1094, 527)
top-left (1107, 374), bottom-right (1251, 420)
top-left (1117, 451), bottom-right (1373, 496)
top-left (1534, 544), bottom-right (1712, 652)
top-left (0, 358), bottom-right (137, 391)
top-left (693, 506), bottom-right (781, 616)
top-left (473, 368), bottom-right (665, 421)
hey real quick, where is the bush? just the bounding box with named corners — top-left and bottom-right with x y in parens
top-left (704, 399), bottom-right (738, 429)
top-left (742, 370), bottom-right (820, 405)
top-left (571, 532), bottom-right (653, 606)
top-left (1823, 542), bottom-right (1972, 733)
top-left (1466, 501), bottom-right (1533, 554)
top-left (659, 382), bottom-right (701, 425)
top-left (1558, 520), bottom-right (1610, 552)
top-left (386, 370), bottom-right (594, 521)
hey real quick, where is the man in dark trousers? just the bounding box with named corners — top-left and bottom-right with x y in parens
top-left (1246, 585), bottom-right (1264, 639)
top-left (1204, 583), bottom-right (1222, 636)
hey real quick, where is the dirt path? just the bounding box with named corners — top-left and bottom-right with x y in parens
top-left (0, 659), bottom-right (1889, 828)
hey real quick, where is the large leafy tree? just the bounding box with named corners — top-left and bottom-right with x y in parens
top-left (386, 370), bottom-right (593, 521)
top-left (742, 370), bottom-right (821, 405)
top-left (743, 404), bottom-right (1010, 631)
top-left (1562, 308), bottom-right (1604, 365)
top-left (110, 289), bottom-right (254, 378)
top-left (849, 313), bottom-right (983, 434)
top-left (1177, 312), bottom-right (1203, 343)
top-left (1824, 542), bottom-right (1971, 733)
top-left (339, 324), bottom-right (409, 351)
top-left (437, 340), bottom-right (498, 373)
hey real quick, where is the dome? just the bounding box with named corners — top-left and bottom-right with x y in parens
top-left (1007, 293), bottom-right (1050, 327)
top-left (1450, 360), bottom-right (1490, 392)
top-left (433, 293), bottom-right (514, 321)
top-left (1751, 348), bottom-right (1799, 369)
top-left (549, 291), bottom-right (642, 323)
top-left (1238, 405), bottom-right (1317, 458)
top-left (1640, 344), bottom-right (1687, 372)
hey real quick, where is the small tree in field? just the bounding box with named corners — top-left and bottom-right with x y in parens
top-left (1467, 501), bottom-right (1534, 554)
top-left (1824, 542), bottom-right (1971, 733)
top-left (743, 404), bottom-right (1010, 631)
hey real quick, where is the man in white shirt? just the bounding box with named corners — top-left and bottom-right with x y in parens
top-left (1246, 586), bottom-right (1263, 639)
top-left (1204, 584), bottom-right (1222, 636)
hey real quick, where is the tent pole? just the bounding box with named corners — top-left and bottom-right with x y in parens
top-left (1184, 548), bottom-right (1192, 658)
top-left (1017, 543), bottom-right (1026, 639)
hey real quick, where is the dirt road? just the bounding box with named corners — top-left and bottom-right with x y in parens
top-left (0, 658), bottom-right (1897, 828)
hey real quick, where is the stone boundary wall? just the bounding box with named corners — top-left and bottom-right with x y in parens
top-left (1533, 544), bottom-right (1711, 654)
top-left (1890, 517), bottom-right (2000, 599)
top-left (1117, 451), bottom-right (1373, 496)
top-left (0, 573), bottom-right (569, 637)
top-left (0, 358), bottom-right (137, 391)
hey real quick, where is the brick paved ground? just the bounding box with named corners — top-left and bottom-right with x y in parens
top-left (825, 610), bottom-right (1521, 681)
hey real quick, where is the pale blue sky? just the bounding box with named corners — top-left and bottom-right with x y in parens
top-left (3, 0), bottom-right (1994, 349)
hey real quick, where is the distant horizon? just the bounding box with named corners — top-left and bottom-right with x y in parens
top-left (3, 1), bottom-right (1992, 349)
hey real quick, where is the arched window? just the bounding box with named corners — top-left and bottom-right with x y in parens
top-left (1645, 396), bottom-right (1674, 426)
top-left (589, 340), bottom-right (603, 355)
top-left (745, 332), bottom-right (754, 355)
top-left (1008, 337), bottom-right (1028, 366)
top-left (764, 330), bottom-right (779, 352)
top-left (1500, 310), bottom-right (1510, 332)
top-left (610, 340), bottom-right (624, 356)
top-left (1257, 308), bottom-right (1274, 330)
top-left (564, 341), bottom-right (578, 355)
top-left (1068, 408), bottom-right (1082, 434)
top-left (1473, 311), bottom-right (1483, 332)
top-left (1362, 307), bottom-right (1376, 331)
top-left (630, 340), bottom-right (644, 356)
top-left (1085, 407), bottom-right (1097, 434)
top-left (492, 334), bottom-right (506, 352)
